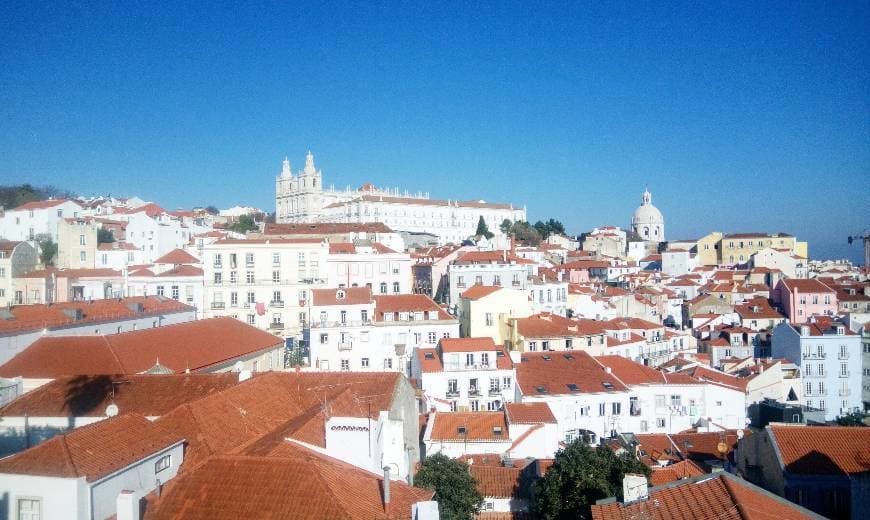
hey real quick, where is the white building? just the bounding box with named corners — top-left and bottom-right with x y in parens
top-left (528, 275), bottom-right (569, 316)
top-left (771, 317), bottom-right (863, 421)
top-left (96, 241), bottom-right (144, 271)
top-left (202, 238), bottom-right (330, 341)
top-left (325, 241), bottom-right (412, 294)
top-left (412, 337), bottom-right (516, 412)
top-left (447, 250), bottom-right (534, 305)
top-left (0, 413), bottom-right (184, 520)
top-left (0, 240), bottom-right (38, 308)
top-left (0, 199), bottom-right (83, 243)
top-left (126, 248), bottom-right (205, 315)
top-left (275, 152), bottom-right (526, 244)
top-left (662, 249), bottom-right (698, 277)
top-left (631, 189), bottom-right (665, 243)
top-left (307, 289), bottom-right (459, 375)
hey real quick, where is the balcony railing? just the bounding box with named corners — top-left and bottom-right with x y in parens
top-left (338, 342), bottom-right (352, 351)
top-left (468, 388), bottom-right (481, 397)
top-left (446, 390), bottom-right (459, 398)
top-left (838, 353), bottom-right (849, 360)
top-left (269, 300), bottom-right (285, 308)
top-left (309, 319), bottom-right (373, 329)
top-left (512, 281), bottom-right (522, 287)
top-left (839, 371), bottom-right (850, 378)
top-left (211, 302), bottom-right (225, 309)
top-left (802, 352), bottom-right (826, 359)
top-left (270, 322), bottom-right (285, 330)
top-left (489, 388), bottom-right (502, 396)
top-left (630, 408), bottom-right (642, 417)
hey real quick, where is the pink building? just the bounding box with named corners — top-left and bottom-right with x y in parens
top-left (775, 278), bottom-right (837, 323)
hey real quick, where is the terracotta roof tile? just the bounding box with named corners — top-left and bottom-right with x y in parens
top-left (440, 337), bottom-right (497, 353)
top-left (153, 248), bottom-right (200, 264)
top-left (515, 351), bottom-right (628, 395)
top-left (516, 314), bottom-right (607, 339)
top-left (461, 284), bottom-right (503, 300)
top-left (373, 294), bottom-right (452, 321)
top-left (0, 413), bottom-right (182, 482)
top-left (504, 402), bottom-right (556, 424)
top-left (429, 412), bottom-right (508, 442)
top-left (471, 465), bottom-right (526, 498)
top-left (780, 279), bottom-right (835, 293)
top-left (768, 424), bottom-right (870, 475)
top-left (0, 317), bottom-right (282, 378)
top-left (12, 199), bottom-right (75, 211)
top-left (649, 460), bottom-right (706, 485)
top-left (263, 222), bottom-right (394, 235)
top-left (311, 287), bottom-right (373, 306)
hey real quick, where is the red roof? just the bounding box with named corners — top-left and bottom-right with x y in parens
top-left (0, 413), bottom-right (182, 482)
top-left (440, 337), bottom-right (497, 353)
top-left (12, 198), bottom-right (75, 211)
top-left (429, 412), bottom-right (508, 441)
top-left (515, 351), bottom-right (628, 395)
top-left (596, 356), bottom-right (700, 386)
top-left (0, 317), bottom-right (282, 378)
top-left (769, 424), bottom-right (870, 475)
top-left (454, 251), bottom-right (534, 265)
top-left (471, 465), bottom-right (526, 499)
top-left (650, 460), bottom-right (706, 486)
top-left (504, 402), bottom-right (556, 424)
top-left (263, 222), bottom-right (394, 235)
top-left (516, 314), bottom-right (607, 339)
top-left (591, 473), bottom-right (815, 520)
top-left (148, 448), bottom-right (432, 519)
top-left (0, 296), bottom-right (193, 334)
top-left (780, 278), bottom-right (835, 294)
top-left (0, 373), bottom-right (242, 417)
top-left (373, 294), bottom-right (452, 321)
top-left (311, 287), bottom-right (373, 306)
top-left (153, 248), bottom-right (200, 264)
top-left (460, 284), bottom-right (503, 300)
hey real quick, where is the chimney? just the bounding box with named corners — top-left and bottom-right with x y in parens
top-left (622, 474), bottom-right (648, 503)
top-left (383, 466), bottom-right (391, 506)
top-left (117, 490), bottom-right (140, 520)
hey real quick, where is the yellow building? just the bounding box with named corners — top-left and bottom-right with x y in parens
top-left (696, 232), bottom-right (723, 266)
top-left (56, 217), bottom-right (98, 269)
top-left (719, 233), bottom-right (800, 266)
top-left (457, 285), bottom-right (532, 347)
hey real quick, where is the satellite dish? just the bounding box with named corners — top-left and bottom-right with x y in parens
top-left (105, 403), bottom-right (119, 417)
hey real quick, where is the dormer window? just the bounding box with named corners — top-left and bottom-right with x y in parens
top-left (384, 312), bottom-right (394, 321)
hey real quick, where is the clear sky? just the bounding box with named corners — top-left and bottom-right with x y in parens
top-left (1, 2), bottom-right (868, 262)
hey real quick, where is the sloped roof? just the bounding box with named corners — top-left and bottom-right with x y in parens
top-left (515, 351), bottom-right (627, 396)
top-left (780, 279), bottom-right (835, 294)
top-left (153, 248), bottom-right (200, 265)
top-left (373, 294), bottom-right (452, 321)
top-left (147, 448), bottom-right (432, 520)
top-left (0, 413), bottom-right (182, 482)
top-left (440, 337), bottom-right (497, 353)
top-left (12, 198), bottom-right (76, 211)
top-left (471, 465), bottom-right (526, 499)
top-left (504, 402), bottom-right (556, 424)
top-left (263, 222), bottom-right (394, 235)
top-left (768, 424), bottom-right (870, 475)
top-left (0, 317), bottom-right (282, 378)
top-left (591, 473), bottom-right (818, 520)
top-left (461, 284), bottom-right (503, 300)
top-left (516, 314), bottom-right (607, 339)
top-left (650, 459), bottom-right (706, 486)
top-left (311, 287), bottom-right (373, 306)
top-left (429, 412), bottom-right (508, 442)
top-left (0, 373), bottom-right (242, 418)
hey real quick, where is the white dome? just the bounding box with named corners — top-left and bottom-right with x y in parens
top-left (632, 189), bottom-right (663, 225)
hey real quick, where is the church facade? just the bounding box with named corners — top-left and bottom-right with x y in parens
top-left (631, 189), bottom-right (665, 243)
top-left (275, 152), bottom-right (526, 245)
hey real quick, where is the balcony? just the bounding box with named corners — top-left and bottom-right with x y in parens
top-left (839, 371), bottom-right (850, 378)
top-left (489, 388), bottom-right (502, 396)
top-left (512, 281), bottom-right (521, 287)
top-left (468, 388), bottom-right (482, 397)
top-left (338, 342), bottom-right (352, 351)
top-left (838, 353), bottom-right (849, 360)
top-left (446, 390), bottom-right (460, 398)
top-left (394, 344), bottom-right (406, 356)
top-left (270, 322), bottom-right (285, 330)
top-left (210, 302), bottom-right (225, 310)
top-left (802, 352), bottom-right (826, 359)
top-left (839, 388), bottom-right (851, 396)
top-left (309, 319), bottom-right (372, 329)
top-left (630, 407), bottom-right (642, 417)
top-left (269, 300), bottom-right (285, 308)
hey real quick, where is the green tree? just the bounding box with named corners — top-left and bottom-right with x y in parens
top-left (532, 440), bottom-right (651, 520)
top-left (835, 412), bottom-right (866, 426)
top-left (97, 228), bottom-right (115, 243)
top-left (500, 218), bottom-right (513, 235)
top-left (228, 214), bottom-right (258, 234)
top-left (475, 216), bottom-right (494, 240)
top-left (511, 221), bottom-right (542, 246)
top-left (35, 234), bottom-right (57, 266)
top-left (204, 205), bottom-right (219, 215)
top-left (546, 218), bottom-right (566, 236)
top-left (415, 453), bottom-right (482, 520)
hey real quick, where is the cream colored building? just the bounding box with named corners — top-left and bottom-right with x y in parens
top-left (201, 238), bottom-right (331, 341)
top-left (750, 247), bottom-right (808, 279)
top-left (457, 285), bottom-right (532, 347)
top-left (720, 233), bottom-right (806, 266)
top-left (696, 232), bottom-right (724, 266)
top-left (0, 241), bottom-right (38, 307)
top-left (56, 217), bottom-right (97, 269)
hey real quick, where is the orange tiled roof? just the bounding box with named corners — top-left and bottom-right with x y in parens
top-left (461, 284), bottom-right (503, 300)
top-left (471, 465), bottom-right (526, 498)
top-left (148, 448), bottom-right (432, 519)
top-left (0, 373), bottom-right (242, 417)
top-left (153, 248), bottom-right (200, 264)
top-left (16, 267), bottom-right (122, 279)
top-left (429, 412), bottom-right (508, 442)
top-left (263, 222), bottom-right (394, 235)
top-left (373, 294), bottom-right (452, 321)
top-left (0, 413), bottom-right (182, 482)
top-left (504, 402), bottom-right (556, 424)
top-left (769, 424), bottom-right (870, 475)
top-left (0, 296), bottom-right (193, 334)
top-left (311, 287), bottom-right (373, 306)
top-left (650, 459), bottom-right (706, 486)
top-left (440, 337), bottom-right (497, 353)
top-left (515, 351), bottom-right (627, 395)
top-left (0, 317), bottom-right (282, 378)
top-left (12, 198), bottom-right (75, 211)
top-left (591, 473), bottom-right (815, 520)
top-left (779, 278), bottom-right (835, 294)
top-left (516, 314), bottom-right (606, 339)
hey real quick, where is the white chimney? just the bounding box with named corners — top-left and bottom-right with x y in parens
top-left (622, 473), bottom-right (648, 503)
top-left (116, 490), bottom-right (139, 520)
top-left (411, 501), bottom-right (440, 520)
top-left (383, 466), bottom-right (391, 506)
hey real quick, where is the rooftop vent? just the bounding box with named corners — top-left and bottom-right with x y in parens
top-left (535, 386), bottom-right (547, 394)
top-left (457, 426), bottom-right (467, 435)
top-left (542, 355), bottom-right (551, 361)
top-left (563, 353), bottom-right (574, 360)
top-left (566, 383), bottom-right (579, 392)
top-left (602, 382), bottom-right (614, 390)
top-left (424, 352), bottom-right (435, 360)
top-left (493, 426), bottom-right (503, 436)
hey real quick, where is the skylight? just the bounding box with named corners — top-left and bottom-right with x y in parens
top-left (535, 386), bottom-right (547, 394)
top-left (566, 383), bottom-right (579, 392)
top-left (602, 382), bottom-right (614, 390)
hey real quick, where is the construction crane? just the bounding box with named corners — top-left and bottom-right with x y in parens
top-left (847, 230), bottom-right (870, 271)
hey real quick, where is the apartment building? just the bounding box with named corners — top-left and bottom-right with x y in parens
top-left (775, 278), bottom-right (837, 323)
top-left (325, 241), bottom-right (412, 294)
top-left (0, 199), bottom-right (83, 243)
top-left (55, 217), bottom-right (97, 269)
top-left (0, 241), bottom-right (37, 307)
top-left (447, 250), bottom-right (533, 305)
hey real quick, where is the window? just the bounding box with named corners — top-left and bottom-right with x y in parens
top-left (229, 271), bottom-right (238, 283)
top-left (340, 359), bottom-right (350, 371)
top-left (171, 285), bottom-right (179, 300)
top-left (320, 333), bottom-right (328, 344)
top-left (384, 358), bottom-right (393, 369)
top-left (272, 252), bottom-right (280, 265)
top-left (157, 285), bottom-right (165, 297)
top-left (656, 418), bottom-right (666, 428)
top-left (361, 309), bottom-right (369, 322)
top-left (79, 251), bottom-right (86, 262)
top-left (247, 291), bottom-right (255, 303)
top-left (272, 271), bottom-right (280, 283)
top-left (361, 357), bottom-right (369, 368)
top-left (806, 381), bottom-right (812, 395)
top-left (428, 332), bottom-right (436, 344)
top-left (393, 282), bottom-right (400, 293)
top-left (450, 401), bottom-right (458, 412)
top-left (470, 400), bottom-right (479, 411)
top-left (297, 252), bottom-right (306, 267)
top-left (213, 272), bottom-right (223, 285)
top-left (612, 402), bottom-right (622, 415)
top-left (489, 378), bottom-right (500, 392)
top-left (79, 234), bottom-right (86, 245)
top-left (481, 352), bottom-right (489, 366)
top-left (246, 271), bottom-right (254, 284)
top-left (542, 340), bottom-right (550, 351)
top-left (528, 341), bottom-right (537, 351)
top-left (670, 395), bottom-right (682, 408)
top-left (155, 454), bottom-right (172, 473)
top-left (502, 376), bottom-right (512, 388)
top-left (485, 312), bottom-right (493, 326)
top-left (247, 314), bottom-right (255, 325)
top-left (245, 253), bottom-right (255, 266)
top-left (599, 403), bottom-right (606, 416)
top-left (448, 379), bottom-right (458, 394)
top-left (466, 353), bottom-right (475, 366)
top-left (214, 253), bottom-right (223, 268)
top-left (17, 498), bottom-right (41, 520)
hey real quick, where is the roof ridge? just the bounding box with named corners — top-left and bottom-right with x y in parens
top-left (102, 335), bottom-right (127, 373)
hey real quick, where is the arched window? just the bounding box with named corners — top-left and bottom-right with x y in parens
top-left (643, 227), bottom-right (649, 237)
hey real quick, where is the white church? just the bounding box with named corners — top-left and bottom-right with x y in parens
top-left (631, 188), bottom-right (665, 243)
top-left (275, 151), bottom-right (526, 245)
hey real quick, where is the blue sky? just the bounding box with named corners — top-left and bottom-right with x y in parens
top-left (1, 2), bottom-right (868, 262)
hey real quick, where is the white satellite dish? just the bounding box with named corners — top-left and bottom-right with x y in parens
top-left (105, 403), bottom-right (119, 417)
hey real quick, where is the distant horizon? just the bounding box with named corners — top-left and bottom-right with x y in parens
top-left (2, 3), bottom-right (867, 263)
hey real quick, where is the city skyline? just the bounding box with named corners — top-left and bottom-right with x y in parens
top-left (2, 2), bottom-right (868, 262)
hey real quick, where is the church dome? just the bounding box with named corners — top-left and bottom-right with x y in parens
top-left (632, 189), bottom-right (663, 225)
